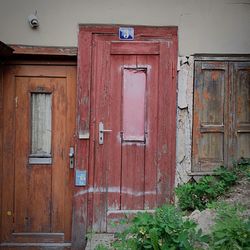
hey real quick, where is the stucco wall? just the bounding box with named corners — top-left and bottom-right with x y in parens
top-left (176, 56), bottom-right (194, 185)
top-left (0, 0), bottom-right (249, 55)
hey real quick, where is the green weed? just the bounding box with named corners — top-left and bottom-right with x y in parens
top-left (208, 203), bottom-right (250, 250)
top-left (112, 204), bottom-right (209, 250)
top-left (175, 159), bottom-right (249, 212)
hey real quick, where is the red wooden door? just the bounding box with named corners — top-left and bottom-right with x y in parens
top-left (77, 27), bottom-right (177, 233)
top-left (1, 64), bottom-right (76, 249)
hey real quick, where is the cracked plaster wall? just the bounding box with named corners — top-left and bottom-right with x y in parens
top-left (175, 56), bottom-right (194, 186)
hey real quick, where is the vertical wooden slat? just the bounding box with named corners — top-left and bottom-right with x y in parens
top-left (64, 66), bottom-right (76, 241)
top-left (121, 144), bottom-right (145, 210)
top-left (231, 62), bottom-right (250, 160)
top-left (14, 76), bottom-right (31, 233)
top-left (142, 55), bottom-right (158, 209)
top-left (157, 41), bottom-right (176, 204)
top-left (91, 37), bottom-right (111, 232)
top-left (51, 77), bottom-right (67, 233)
top-left (15, 77), bottom-right (50, 233)
top-left (106, 54), bottom-right (123, 213)
top-left (72, 29), bottom-right (92, 249)
top-left (1, 66), bottom-right (16, 241)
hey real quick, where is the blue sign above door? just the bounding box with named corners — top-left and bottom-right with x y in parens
top-left (119, 27), bottom-right (134, 40)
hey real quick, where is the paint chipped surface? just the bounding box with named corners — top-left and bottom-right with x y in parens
top-left (74, 186), bottom-right (157, 197)
top-left (175, 56), bottom-right (194, 185)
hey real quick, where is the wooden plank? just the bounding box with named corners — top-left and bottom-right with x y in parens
top-left (140, 54), bottom-right (158, 209)
top-left (194, 54), bottom-right (250, 61)
top-left (10, 45), bottom-right (77, 56)
top-left (111, 42), bottom-right (159, 55)
top-left (11, 233), bottom-right (64, 243)
top-left (121, 144), bottom-right (145, 210)
top-left (0, 242), bottom-right (71, 248)
top-left (79, 25), bottom-right (178, 38)
top-left (1, 66), bottom-right (16, 241)
top-left (64, 66), bottom-right (76, 242)
top-left (231, 62), bottom-right (250, 160)
top-left (157, 41), bottom-right (177, 204)
top-left (72, 29), bottom-right (92, 249)
top-left (14, 77), bottom-right (52, 233)
top-left (106, 54), bottom-right (123, 218)
top-left (5, 60), bottom-right (76, 66)
top-left (91, 36), bottom-right (110, 232)
top-left (50, 77), bottom-right (67, 233)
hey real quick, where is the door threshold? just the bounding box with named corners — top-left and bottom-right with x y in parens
top-left (0, 243), bottom-right (71, 247)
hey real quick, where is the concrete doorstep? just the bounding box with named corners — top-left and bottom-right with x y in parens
top-left (85, 233), bottom-right (115, 250)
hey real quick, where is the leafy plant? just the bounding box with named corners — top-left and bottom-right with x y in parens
top-left (112, 204), bottom-right (209, 250)
top-left (176, 160), bottom-right (249, 212)
top-left (208, 203), bottom-right (250, 250)
top-left (234, 158), bottom-right (250, 180)
top-left (95, 244), bottom-right (109, 250)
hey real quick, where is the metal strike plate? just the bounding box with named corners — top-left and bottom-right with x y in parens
top-left (75, 170), bottom-right (87, 186)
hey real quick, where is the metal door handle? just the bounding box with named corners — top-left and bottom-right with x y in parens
top-left (69, 147), bottom-right (74, 168)
top-left (99, 122), bottom-right (112, 144)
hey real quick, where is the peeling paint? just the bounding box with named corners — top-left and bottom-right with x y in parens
top-left (74, 186), bottom-right (157, 197)
top-left (175, 56), bottom-right (194, 185)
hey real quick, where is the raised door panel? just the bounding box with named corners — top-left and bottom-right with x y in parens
top-left (192, 61), bottom-right (229, 171)
top-left (231, 62), bottom-right (250, 160)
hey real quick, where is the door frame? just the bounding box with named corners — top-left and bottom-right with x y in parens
top-left (76, 25), bottom-right (178, 247)
top-left (0, 47), bottom-right (77, 249)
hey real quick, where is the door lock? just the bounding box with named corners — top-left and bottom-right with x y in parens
top-left (69, 147), bottom-right (74, 169)
top-left (99, 122), bottom-right (112, 145)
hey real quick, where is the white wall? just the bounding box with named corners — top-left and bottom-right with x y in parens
top-left (0, 0), bottom-right (249, 55)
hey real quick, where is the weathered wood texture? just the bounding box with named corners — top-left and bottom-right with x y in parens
top-left (0, 64), bottom-right (76, 249)
top-left (10, 45), bottom-right (77, 56)
top-left (192, 60), bottom-right (250, 172)
top-left (77, 25), bottom-right (177, 240)
top-left (231, 62), bottom-right (250, 160)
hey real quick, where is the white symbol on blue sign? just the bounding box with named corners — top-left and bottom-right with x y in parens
top-left (75, 170), bottom-right (87, 186)
top-left (119, 27), bottom-right (134, 40)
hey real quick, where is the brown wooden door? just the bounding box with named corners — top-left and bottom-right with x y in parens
top-left (1, 64), bottom-right (76, 249)
top-left (79, 28), bottom-right (177, 233)
top-left (231, 62), bottom-right (250, 161)
top-left (192, 61), bottom-right (229, 171)
top-left (192, 59), bottom-right (250, 172)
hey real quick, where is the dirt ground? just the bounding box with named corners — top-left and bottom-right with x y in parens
top-left (188, 177), bottom-right (250, 234)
